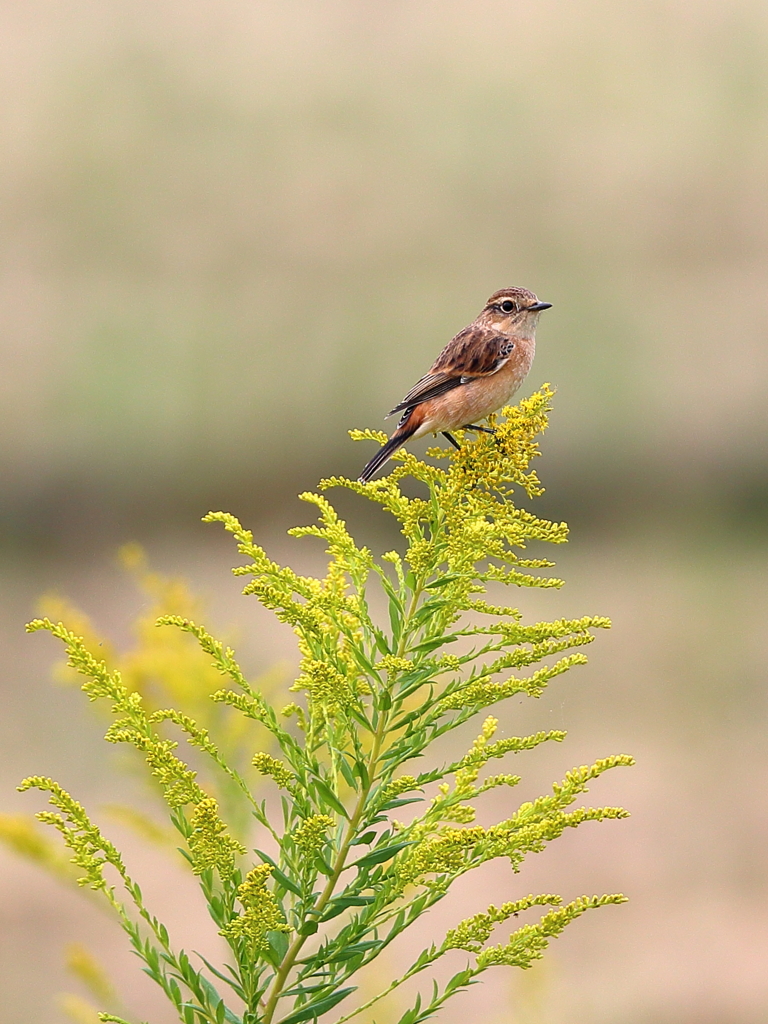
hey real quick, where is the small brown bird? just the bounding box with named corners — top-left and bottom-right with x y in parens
top-left (359, 287), bottom-right (552, 482)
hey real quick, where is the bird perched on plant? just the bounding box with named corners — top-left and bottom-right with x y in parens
top-left (358, 287), bottom-right (552, 483)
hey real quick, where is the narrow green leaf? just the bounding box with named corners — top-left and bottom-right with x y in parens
top-left (320, 895), bottom-right (375, 921)
top-left (379, 796), bottom-right (424, 811)
top-left (338, 756), bottom-right (357, 790)
top-left (390, 708), bottom-right (422, 730)
top-left (168, 978), bottom-right (183, 1008)
top-left (324, 940), bottom-right (381, 963)
top-left (272, 866), bottom-right (302, 897)
top-left (280, 982), bottom-right (331, 999)
top-left (445, 969), bottom-right (471, 994)
top-left (269, 929), bottom-right (291, 962)
top-left (313, 777), bottom-right (350, 819)
top-left (388, 595), bottom-right (403, 644)
top-left (396, 992), bottom-right (421, 1024)
top-left (424, 575), bottom-right (465, 589)
top-left (409, 635), bottom-right (458, 654)
top-left (314, 853), bottom-right (334, 876)
top-left (353, 840), bottom-right (413, 868)
top-left (350, 830), bottom-right (377, 846)
top-left (254, 849), bottom-right (303, 896)
top-left (195, 954), bottom-right (246, 1000)
top-left (373, 630), bottom-right (391, 655)
top-left (277, 986), bottom-right (356, 1024)
top-left (353, 761), bottom-right (369, 789)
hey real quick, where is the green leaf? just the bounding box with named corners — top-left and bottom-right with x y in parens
top-left (255, 849), bottom-right (302, 896)
top-left (338, 755), bottom-right (357, 790)
top-left (198, 974), bottom-right (226, 1009)
top-left (168, 978), bottom-right (183, 1008)
top-left (373, 630), bottom-right (391, 656)
top-left (320, 895), bottom-right (375, 921)
top-left (324, 940), bottom-right (381, 962)
top-left (388, 595), bottom-right (403, 644)
top-left (349, 830), bottom-right (377, 846)
top-left (395, 992), bottom-right (422, 1024)
top-left (312, 777), bottom-right (350, 819)
top-left (277, 987), bottom-right (356, 1024)
top-left (280, 982), bottom-right (332, 999)
top-left (409, 635), bottom-right (458, 654)
top-left (379, 796), bottom-right (424, 811)
top-left (411, 599), bottom-right (450, 628)
top-left (353, 840), bottom-right (413, 868)
top-left (272, 866), bottom-right (303, 897)
top-left (445, 969), bottom-right (472, 994)
top-left (347, 644), bottom-right (376, 674)
top-left (424, 575), bottom-right (466, 589)
top-left (389, 708), bottom-right (422, 730)
top-left (269, 929), bottom-right (291, 961)
top-left (314, 853), bottom-right (334, 876)
top-left (194, 954), bottom-right (246, 1001)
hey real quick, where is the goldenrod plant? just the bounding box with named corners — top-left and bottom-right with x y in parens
top-left (16, 386), bottom-right (633, 1024)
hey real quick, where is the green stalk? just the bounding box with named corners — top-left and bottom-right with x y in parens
top-left (261, 581), bottom-right (423, 1024)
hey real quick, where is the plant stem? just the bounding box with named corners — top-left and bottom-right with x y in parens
top-left (261, 581), bottom-right (423, 1024)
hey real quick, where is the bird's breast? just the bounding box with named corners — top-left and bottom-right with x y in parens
top-left (413, 338), bottom-right (535, 437)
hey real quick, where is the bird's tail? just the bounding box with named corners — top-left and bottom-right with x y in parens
top-left (358, 422), bottom-right (418, 483)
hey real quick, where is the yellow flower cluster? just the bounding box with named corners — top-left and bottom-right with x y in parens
top-left (476, 894), bottom-right (627, 969)
top-left (252, 753), bottom-right (294, 789)
top-left (187, 798), bottom-right (245, 880)
top-left (377, 655), bottom-right (414, 676)
top-left (396, 825), bottom-right (486, 888)
top-left (395, 753), bottom-right (633, 889)
top-left (453, 717), bottom-right (566, 795)
top-left (292, 814), bottom-right (335, 853)
top-left (379, 775), bottom-right (418, 802)
top-left (292, 657), bottom-right (358, 716)
top-left (444, 894), bottom-right (562, 952)
top-left (439, 653), bottom-right (590, 711)
top-left (16, 777), bottom-right (125, 892)
top-left (222, 865), bottom-right (290, 953)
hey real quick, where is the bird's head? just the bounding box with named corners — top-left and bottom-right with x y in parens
top-left (482, 287), bottom-right (552, 337)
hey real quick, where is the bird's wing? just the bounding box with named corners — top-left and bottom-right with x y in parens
top-left (431, 326), bottom-right (515, 379)
top-left (387, 372), bottom-right (465, 417)
top-left (386, 328), bottom-right (514, 417)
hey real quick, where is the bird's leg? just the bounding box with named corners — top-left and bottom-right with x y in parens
top-left (462, 423), bottom-right (496, 435)
top-left (442, 431), bottom-right (461, 449)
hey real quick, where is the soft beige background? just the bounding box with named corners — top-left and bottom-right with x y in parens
top-left (2, 2), bottom-right (768, 1022)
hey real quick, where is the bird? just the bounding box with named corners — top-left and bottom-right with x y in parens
top-left (358, 287), bottom-right (552, 483)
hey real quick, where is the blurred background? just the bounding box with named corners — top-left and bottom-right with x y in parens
top-left (1, 1), bottom-right (768, 1022)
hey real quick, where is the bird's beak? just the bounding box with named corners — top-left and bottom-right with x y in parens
top-left (528, 301), bottom-right (552, 312)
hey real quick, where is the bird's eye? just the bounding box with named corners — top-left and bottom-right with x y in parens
top-left (500, 300), bottom-right (516, 313)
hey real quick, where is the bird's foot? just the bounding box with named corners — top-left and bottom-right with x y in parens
top-left (462, 423), bottom-right (496, 435)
